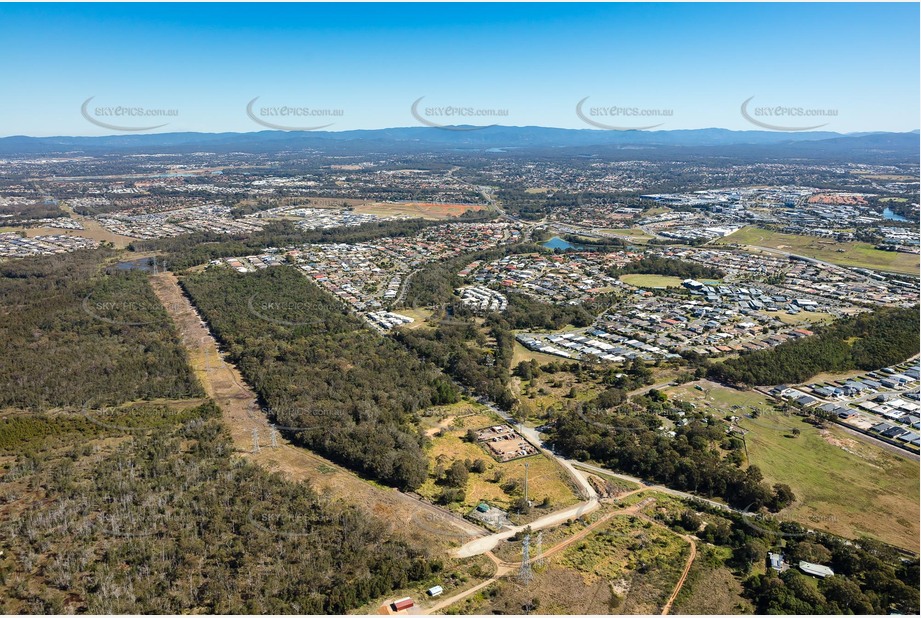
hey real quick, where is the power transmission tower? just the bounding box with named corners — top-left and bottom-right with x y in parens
top-left (518, 534), bottom-right (533, 584)
top-left (269, 424), bottom-right (278, 448)
top-left (534, 531), bottom-right (545, 567)
top-left (251, 428), bottom-right (261, 454)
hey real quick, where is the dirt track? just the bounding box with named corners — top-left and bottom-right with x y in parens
top-left (437, 494), bottom-right (700, 614)
top-left (660, 527), bottom-right (697, 615)
top-left (149, 272), bottom-right (483, 546)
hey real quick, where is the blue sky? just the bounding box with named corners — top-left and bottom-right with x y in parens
top-left (0, 2), bottom-right (917, 136)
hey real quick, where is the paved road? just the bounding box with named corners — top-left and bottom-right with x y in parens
top-left (392, 268), bottom-right (418, 307)
top-left (454, 497), bottom-right (600, 558)
top-left (453, 402), bottom-right (602, 558)
top-left (451, 399), bottom-right (752, 559)
top-left (833, 420), bottom-right (920, 462)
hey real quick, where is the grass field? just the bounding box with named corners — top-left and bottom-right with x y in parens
top-left (759, 309), bottom-right (835, 326)
top-left (663, 381), bottom-right (920, 551)
top-left (513, 363), bottom-right (606, 422)
top-left (600, 228), bottom-right (657, 243)
top-left (557, 514), bottom-right (690, 613)
top-left (558, 515), bottom-right (687, 584)
top-left (738, 413), bottom-right (919, 552)
top-left (619, 274), bottom-right (685, 289)
top-left (510, 340), bottom-right (570, 366)
top-left (665, 380), bottom-right (773, 411)
top-left (416, 411), bottom-right (579, 519)
top-left (803, 368), bottom-right (871, 385)
top-left (391, 306), bottom-right (435, 329)
top-left (445, 565), bottom-right (615, 615)
top-left (717, 226), bottom-right (919, 275)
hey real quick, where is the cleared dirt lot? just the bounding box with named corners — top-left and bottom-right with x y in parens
top-left (355, 201), bottom-right (487, 220)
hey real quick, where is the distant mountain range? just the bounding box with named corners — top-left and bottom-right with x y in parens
top-left (1, 127), bottom-right (918, 161)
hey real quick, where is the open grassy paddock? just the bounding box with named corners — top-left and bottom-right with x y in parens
top-left (619, 274), bottom-right (686, 289)
top-left (717, 226), bottom-right (919, 275)
top-left (663, 381), bottom-right (920, 551)
top-left (671, 544), bottom-right (751, 614)
top-left (600, 228), bottom-right (657, 244)
top-left (738, 413), bottom-right (919, 552)
top-left (759, 309), bottom-right (835, 326)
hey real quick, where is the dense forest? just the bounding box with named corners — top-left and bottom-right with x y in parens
top-left (0, 200), bottom-right (67, 223)
top-left (549, 392), bottom-right (794, 512)
top-left (0, 249), bottom-right (203, 409)
top-left (0, 401), bottom-right (442, 613)
top-left (708, 306), bottom-right (920, 385)
top-left (395, 320), bottom-right (516, 410)
top-left (609, 255), bottom-right (726, 280)
top-left (181, 266), bottom-right (458, 490)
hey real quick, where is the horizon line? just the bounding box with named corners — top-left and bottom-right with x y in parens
top-left (3, 125), bottom-right (920, 141)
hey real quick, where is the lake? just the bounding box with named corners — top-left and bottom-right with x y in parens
top-left (882, 207), bottom-right (908, 222)
top-left (112, 258), bottom-right (159, 272)
top-left (542, 236), bottom-right (587, 251)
